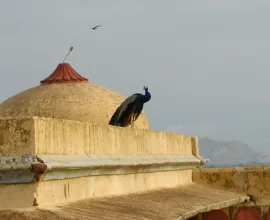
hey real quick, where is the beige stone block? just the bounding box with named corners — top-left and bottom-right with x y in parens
top-left (34, 117), bottom-right (195, 155)
top-left (0, 183), bottom-right (36, 209)
top-left (0, 117), bottom-right (35, 156)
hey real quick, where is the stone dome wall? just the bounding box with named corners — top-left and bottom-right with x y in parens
top-left (0, 63), bottom-right (150, 129)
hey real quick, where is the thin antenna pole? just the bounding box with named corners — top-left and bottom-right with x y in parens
top-left (63, 46), bottom-right (74, 63)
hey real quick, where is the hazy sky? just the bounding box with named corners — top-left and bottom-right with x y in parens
top-left (1, 1), bottom-right (270, 154)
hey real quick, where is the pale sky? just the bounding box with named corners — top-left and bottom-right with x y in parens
top-left (1, 1), bottom-right (270, 154)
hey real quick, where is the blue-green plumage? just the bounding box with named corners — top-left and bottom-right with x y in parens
top-left (109, 86), bottom-right (151, 127)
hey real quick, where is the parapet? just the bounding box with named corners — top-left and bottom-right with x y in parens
top-left (0, 116), bottom-right (206, 209)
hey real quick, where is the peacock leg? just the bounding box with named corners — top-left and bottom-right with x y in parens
top-left (131, 115), bottom-right (135, 128)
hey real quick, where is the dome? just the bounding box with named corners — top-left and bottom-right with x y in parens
top-left (0, 63), bottom-right (149, 129)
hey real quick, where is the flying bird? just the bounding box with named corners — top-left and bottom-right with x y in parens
top-left (91, 25), bottom-right (101, 30)
top-left (109, 86), bottom-right (151, 128)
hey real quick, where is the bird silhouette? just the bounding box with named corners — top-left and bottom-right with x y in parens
top-left (91, 25), bottom-right (101, 30)
top-left (109, 86), bottom-right (151, 128)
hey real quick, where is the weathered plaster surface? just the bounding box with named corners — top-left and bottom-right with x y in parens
top-left (0, 154), bottom-right (201, 183)
top-left (193, 166), bottom-right (270, 205)
top-left (0, 183), bottom-right (249, 220)
top-left (0, 183), bottom-right (37, 209)
top-left (0, 117), bottom-right (35, 155)
top-left (0, 169), bottom-right (192, 209)
top-left (36, 169), bottom-right (193, 207)
top-left (35, 117), bottom-right (196, 155)
top-left (0, 117), bottom-right (198, 156)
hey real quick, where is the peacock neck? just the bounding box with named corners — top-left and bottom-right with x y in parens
top-left (143, 91), bottom-right (151, 103)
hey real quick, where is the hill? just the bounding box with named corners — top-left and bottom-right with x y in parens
top-left (199, 137), bottom-right (270, 167)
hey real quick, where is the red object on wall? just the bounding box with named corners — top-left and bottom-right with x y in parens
top-left (235, 207), bottom-right (261, 220)
top-left (204, 210), bottom-right (229, 220)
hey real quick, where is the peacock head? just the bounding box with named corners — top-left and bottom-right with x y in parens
top-left (143, 86), bottom-right (151, 102)
top-left (143, 86), bottom-right (148, 92)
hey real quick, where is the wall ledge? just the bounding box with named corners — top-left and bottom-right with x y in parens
top-left (0, 154), bottom-right (206, 183)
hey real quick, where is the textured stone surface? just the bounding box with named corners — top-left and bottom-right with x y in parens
top-left (0, 183), bottom-right (249, 220)
top-left (0, 210), bottom-right (73, 220)
top-left (0, 117), bottom-right (35, 155)
top-left (0, 169), bottom-right (193, 209)
top-left (34, 117), bottom-right (196, 155)
top-left (193, 166), bottom-right (270, 206)
top-left (35, 170), bottom-right (193, 207)
top-left (0, 183), bottom-right (37, 210)
top-left (0, 117), bottom-right (197, 156)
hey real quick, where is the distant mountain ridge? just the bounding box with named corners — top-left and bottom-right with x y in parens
top-left (199, 137), bottom-right (270, 167)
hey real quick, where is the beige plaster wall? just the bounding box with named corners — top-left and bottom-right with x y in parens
top-left (0, 117), bottom-right (36, 155)
top-left (0, 116), bottom-right (198, 156)
top-left (0, 183), bottom-right (36, 209)
top-left (193, 166), bottom-right (270, 205)
top-left (36, 169), bottom-right (192, 207)
top-left (0, 169), bottom-right (192, 209)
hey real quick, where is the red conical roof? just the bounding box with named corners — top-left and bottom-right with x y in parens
top-left (40, 63), bottom-right (88, 84)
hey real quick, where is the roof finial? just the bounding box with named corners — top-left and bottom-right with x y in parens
top-left (63, 46), bottom-right (74, 63)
